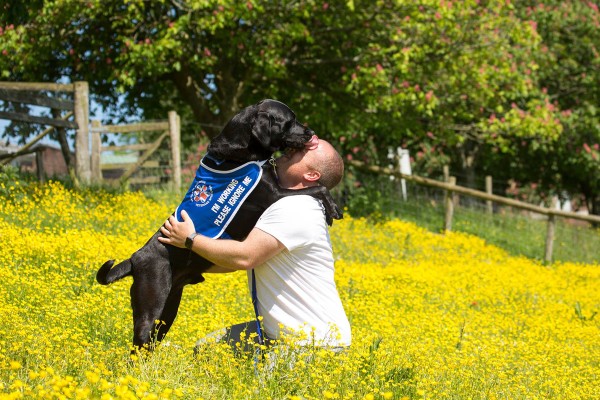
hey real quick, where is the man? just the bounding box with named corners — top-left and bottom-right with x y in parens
top-left (158, 137), bottom-right (351, 352)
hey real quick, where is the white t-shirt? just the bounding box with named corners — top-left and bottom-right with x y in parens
top-left (249, 195), bottom-right (351, 347)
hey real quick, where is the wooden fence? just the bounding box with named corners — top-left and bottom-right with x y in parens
top-left (0, 81), bottom-right (182, 189)
top-left (90, 111), bottom-right (181, 190)
top-left (348, 160), bottom-right (600, 264)
top-left (0, 81), bottom-right (89, 185)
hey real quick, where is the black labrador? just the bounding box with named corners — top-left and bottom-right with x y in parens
top-left (96, 99), bottom-right (342, 351)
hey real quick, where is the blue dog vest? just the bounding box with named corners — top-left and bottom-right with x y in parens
top-left (176, 156), bottom-right (265, 239)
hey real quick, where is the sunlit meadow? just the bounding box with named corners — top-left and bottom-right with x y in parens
top-left (0, 180), bottom-right (598, 399)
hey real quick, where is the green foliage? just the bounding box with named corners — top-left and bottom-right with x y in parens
top-left (1, 0), bottom-right (599, 214)
top-left (333, 163), bottom-right (599, 264)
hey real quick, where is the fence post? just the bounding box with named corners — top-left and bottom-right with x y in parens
top-left (90, 120), bottom-right (102, 182)
top-left (168, 110), bottom-right (181, 191)
top-left (443, 165), bottom-right (450, 205)
top-left (74, 81), bottom-right (90, 185)
top-left (544, 196), bottom-right (558, 264)
top-left (486, 175), bottom-right (493, 214)
top-left (35, 149), bottom-right (45, 182)
top-left (444, 176), bottom-right (456, 233)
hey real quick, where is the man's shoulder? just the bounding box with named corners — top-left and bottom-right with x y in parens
top-left (272, 194), bottom-right (321, 209)
top-left (261, 195), bottom-right (324, 223)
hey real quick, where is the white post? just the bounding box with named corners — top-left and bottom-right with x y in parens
top-left (397, 148), bottom-right (412, 201)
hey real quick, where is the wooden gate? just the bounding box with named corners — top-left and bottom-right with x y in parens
top-left (90, 111), bottom-right (181, 190)
top-left (0, 81), bottom-right (89, 184)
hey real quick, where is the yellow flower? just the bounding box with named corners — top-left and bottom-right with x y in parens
top-left (9, 361), bottom-right (22, 370)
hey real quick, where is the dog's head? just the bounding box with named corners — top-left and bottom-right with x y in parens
top-left (208, 99), bottom-right (314, 162)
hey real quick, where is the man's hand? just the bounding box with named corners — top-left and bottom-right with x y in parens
top-left (158, 210), bottom-right (197, 248)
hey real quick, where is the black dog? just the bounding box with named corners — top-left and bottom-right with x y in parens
top-left (96, 99), bottom-right (342, 351)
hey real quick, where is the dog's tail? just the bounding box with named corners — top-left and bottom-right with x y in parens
top-left (96, 259), bottom-right (132, 285)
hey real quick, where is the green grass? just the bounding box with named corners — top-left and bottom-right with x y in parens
top-left (341, 182), bottom-right (600, 265)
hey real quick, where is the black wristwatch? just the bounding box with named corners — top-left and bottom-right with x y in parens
top-left (185, 232), bottom-right (199, 249)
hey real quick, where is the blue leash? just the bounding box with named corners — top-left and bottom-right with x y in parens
top-left (251, 269), bottom-right (264, 374)
top-left (251, 269), bottom-right (264, 345)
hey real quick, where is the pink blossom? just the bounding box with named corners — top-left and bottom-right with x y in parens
top-left (528, 20), bottom-right (537, 31)
top-left (323, 3), bottom-right (329, 10)
top-left (583, 143), bottom-right (592, 153)
top-left (425, 91), bottom-right (434, 101)
top-left (204, 48), bottom-right (212, 57)
top-left (376, 63), bottom-right (384, 72)
top-left (427, 131), bottom-right (435, 138)
top-left (414, 84), bottom-right (420, 92)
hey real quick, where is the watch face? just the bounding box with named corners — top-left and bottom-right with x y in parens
top-left (186, 233), bottom-right (198, 249)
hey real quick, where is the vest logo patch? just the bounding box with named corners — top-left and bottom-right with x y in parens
top-left (191, 181), bottom-right (213, 206)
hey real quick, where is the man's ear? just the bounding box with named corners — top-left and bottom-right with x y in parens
top-left (303, 170), bottom-right (321, 183)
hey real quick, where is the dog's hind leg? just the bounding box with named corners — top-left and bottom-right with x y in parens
top-left (154, 287), bottom-right (184, 343)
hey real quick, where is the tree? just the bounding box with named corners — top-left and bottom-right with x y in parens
top-left (0, 0), bottom-right (388, 148)
top-left (2, 0), bottom-right (597, 218)
top-left (340, 0), bottom-right (563, 190)
top-left (519, 1), bottom-right (600, 216)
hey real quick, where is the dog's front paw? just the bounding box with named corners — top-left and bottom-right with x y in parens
top-left (323, 202), bottom-right (343, 226)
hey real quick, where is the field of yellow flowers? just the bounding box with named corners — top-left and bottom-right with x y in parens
top-left (1, 179), bottom-right (599, 399)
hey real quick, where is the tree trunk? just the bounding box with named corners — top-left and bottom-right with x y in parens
top-left (585, 192), bottom-right (600, 228)
top-left (458, 139), bottom-right (480, 206)
top-left (51, 109), bottom-right (77, 182)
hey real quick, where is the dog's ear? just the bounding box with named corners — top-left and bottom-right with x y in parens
top-left (251, 111), bottom-right (274, 149)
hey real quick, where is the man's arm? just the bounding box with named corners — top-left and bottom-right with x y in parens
top-left (157, 210), bottom-right (285, 271)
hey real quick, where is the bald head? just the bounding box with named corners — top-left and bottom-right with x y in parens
top-left (308, 140), bottom-right (344, 190)
top-left (274, 138), bottom-right (344, 190)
